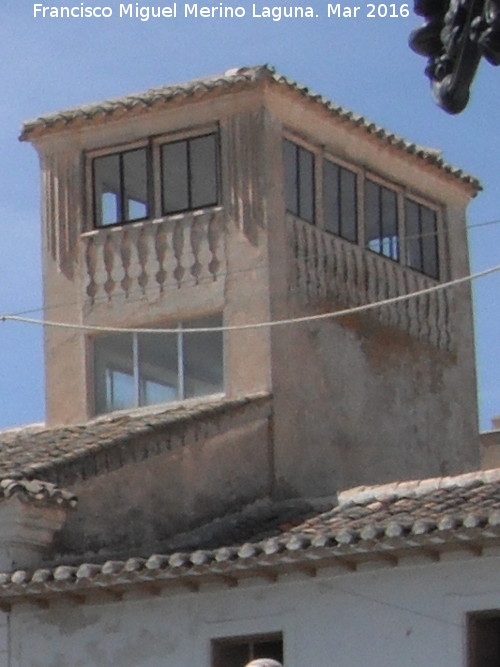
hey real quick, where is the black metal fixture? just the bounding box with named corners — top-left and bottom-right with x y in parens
top-left (410, 0), bottom-right (500, 113)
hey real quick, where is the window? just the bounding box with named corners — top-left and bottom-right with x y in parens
top-left (93, 314), bottom-right (223, 415)
top-left (283, 139), bottom-right (315, 223)
top-left (212, 633), bottom-right (283, 667)
top-left (283, 136), bottom-right (441, 277)
top-left (161, 133), bottom-right (218, 214)
top-left (405, 199), bottom-right (439, 278)
top-left (323, 159), bottom-right (357, 242)
top-left (365, 179), bottom-right (399, 260)
top-left (468, 612), bottom-right (500, 667)
top-left (91, 132), bottom-right (219, 227)
top-left (93, 148), bottom-right (149, 227)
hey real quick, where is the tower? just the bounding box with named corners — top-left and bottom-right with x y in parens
top-left (22, 65), bottom-right (480, 500)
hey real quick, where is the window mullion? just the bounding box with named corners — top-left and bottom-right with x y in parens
top-left (186, 140), bottom-right (192, 210)
top-left (378, 185), bottom-right (383, 254)
top-left (337, 166), bottom-right (342, 237)
top-left (177, 324), bottom-right (184, 400)
top-left (133, 333), bottom-right (140, 407)
top-left (295, 146), bottom-right (302, 218)
top-left (119, 153), bottom-right (125, 222)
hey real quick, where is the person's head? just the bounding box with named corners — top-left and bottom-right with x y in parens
top-left (244, 661), bottom-right (283, 667)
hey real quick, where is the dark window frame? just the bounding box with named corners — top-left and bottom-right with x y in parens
top-left (323, 158), bottom-right (358, 243)
top-left (90, 130), bottom-right (220, 229)
top-left (161, 132), bottom-right (220, 216)
top-left (364, 178), bottom-right (400, 262)
top-left (212, 632), bottom-right (283, 667)
top-left (92, 145), bottom-right (151, 229)
top-left (282, 133), bottom-right (444, 279)
top-left (283, 138), bottom-right (315, 224)
top-left (404, 198), bottom-right (440, 279)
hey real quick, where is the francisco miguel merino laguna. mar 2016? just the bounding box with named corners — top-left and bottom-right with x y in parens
top-left (33, 2), bottom-right (340, 20)
top-left (33, 2), bottom-right (412, 19)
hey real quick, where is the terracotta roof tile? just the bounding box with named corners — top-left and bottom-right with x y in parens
top-left (0, 477), bottom-right (77, 509)
top-left (0, 468), bottom-right (499, 605)
top-left (0, 393), bottom-right (271, 485)
top-left (20, 65), bottom-right (479, 190)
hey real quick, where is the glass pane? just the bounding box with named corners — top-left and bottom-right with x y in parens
top-left (190, 134), bottom-right (218, 209)
top-left (138, 331), bottom-right (178, 406)
top-left (94, 333), bottom-right (135, 414)
top-left (323, 160), bottom-right (340, 236)
top-left (340, 167), bottom-right (357, 242)
top-left (381, 186), bottom-right (398, 259)
top-left (162, 141), bottom-right (189, 214)
top-left (421, 206), bottom-right (439, 278)
top-left (182, 315), bottom-right (223, 399)
top-left (298, 146), bottom-right (314, 223)
top-left (123, 148), bottom-right (148, 221)
top-left (102, 192), bottom-right (119, 226)
top-left (365, 180), bottom-right (381, 253)
top-left (93, 154), bottom-right (121, 226)
top-left (283, 140), bottom-right (298, 215)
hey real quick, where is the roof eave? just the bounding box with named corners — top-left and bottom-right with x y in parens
top-left (19, 65), bottom-right (479, 191)
top-left (0, 522), bottom-right (498, 608)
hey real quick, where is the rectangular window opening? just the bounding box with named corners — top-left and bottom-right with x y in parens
top-left (323, 159), bottom-right (357, 242)
top-left (93, 148), bottom-right (149, 227)
top-left (365, 179), bottom-right (399, 261)
top-left (283, 139), bottom-right (315, 224)
top-left (212, 633), bottom-right (283, 667)
top-left (93, 315), bottom-right (223, 416)
top-left (468, 611), bottom-right (500, 667)
top-left (162, 133), bottom-right (218, 215)
top-left (405, 199), bottom-right (439, 278)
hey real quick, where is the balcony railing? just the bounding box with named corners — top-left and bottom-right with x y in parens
top-left (81, 209), bottom-right (225, 303)
top-left (287, 214), bottom-right (453, 351)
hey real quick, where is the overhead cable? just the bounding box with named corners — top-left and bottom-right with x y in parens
top-left (1, 263), bottom-right (498, 335)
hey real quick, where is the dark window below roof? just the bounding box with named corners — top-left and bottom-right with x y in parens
top-left (468, 612), bottom-right (500, 667)
top-left (212, 633), bottom-right (283, 667)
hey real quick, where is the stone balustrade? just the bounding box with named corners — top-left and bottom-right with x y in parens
top-left (287, 214), bottom-right (453, 350)
top-left (81, 209), bottom-right (225, 303)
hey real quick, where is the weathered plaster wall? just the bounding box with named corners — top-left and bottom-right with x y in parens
top-left (263, 88), bottom-right (479, 494)
top-left (8, 554), bottom-right (500, 666)
top-left (56, 410), bottom-right (273, 557)
top-left (33, 80), bottom-right (479, 496)
top-left (36, 89), bottom-right (273, 426)
top-left (480, 430), bottom-right (500, 469)
top-left (270, 315), bottom-right (479, 497)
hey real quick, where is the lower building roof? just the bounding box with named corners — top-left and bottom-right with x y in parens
top-left (0, 467), bottom-right (498, 608)
top-left (0, 393), bottom-right (271, 486)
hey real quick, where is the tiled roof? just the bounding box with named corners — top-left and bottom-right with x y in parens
top-left (0, 393), bottom-right (271, 486)
top-left (291, 468), bottom-right (500, 540)
top-left (0, 478), bottom-right (76, 509)
top-left (20, 65), bottom-right (479, 190)
top-left (0, 468), bottom-right (498, 607)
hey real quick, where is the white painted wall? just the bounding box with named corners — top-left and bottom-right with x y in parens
top-left (7, 552), bottom-right (500, 667)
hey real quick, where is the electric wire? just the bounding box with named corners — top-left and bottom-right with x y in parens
top-left (3, 214), bottom-right (500, 320)
top-left (1, 263), bottom-right (498, 335)
top-left (1, 213), bottom-right (499, 321)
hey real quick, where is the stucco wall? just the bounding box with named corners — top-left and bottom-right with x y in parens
top-left (7, 553), bottom-right (500, 666)
top-left (264, 90), bottom-right (479, 495)
top-left (33, 79), bottom-right (479, 498)
top-left (55, 409), bottom-right (273, 557)
top-left (270, 313), bottom-right (479, 497)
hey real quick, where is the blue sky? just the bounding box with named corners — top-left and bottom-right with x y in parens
top-left (0, 1), bottom-right (498, 429)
